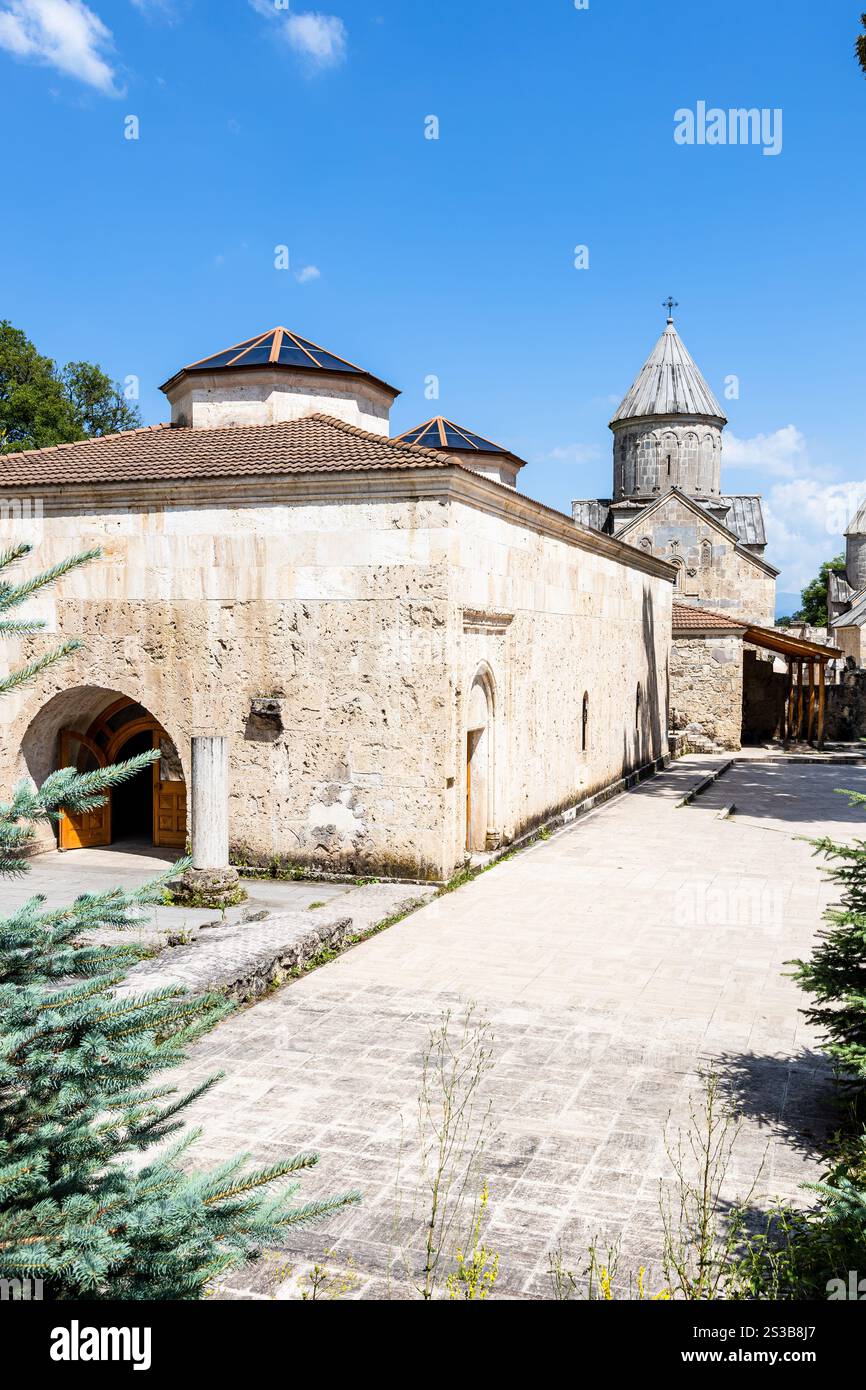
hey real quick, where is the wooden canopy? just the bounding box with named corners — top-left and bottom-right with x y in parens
top-left (743, 625), bottom-right (843, 748)
top-left (743, 624), bottom-right (843, 663)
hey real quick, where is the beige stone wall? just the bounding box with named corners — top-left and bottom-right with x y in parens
top-left (0, 472), bottom-right (673, 880)
top-left (835, 624), bottom-right (864, 667)
top-left (670, 632), bottom-right (744, 749)
top-left (446, 492), bottom-right (672, 850)
top-left (620, 493), bottom-right (776, 626)
top-left (165, 367), bottom-right (395, 436)
top-left (847, 532), bottom-right (866, 593)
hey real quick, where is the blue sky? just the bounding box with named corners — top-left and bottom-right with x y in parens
top-left (1, 0), bottom-right (864, 610)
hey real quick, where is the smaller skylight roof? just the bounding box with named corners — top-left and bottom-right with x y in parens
top-left (395, 417), bottom-right (512, 456)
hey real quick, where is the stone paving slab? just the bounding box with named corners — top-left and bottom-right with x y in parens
top-left (154, 757), bottom-right (866, 1299)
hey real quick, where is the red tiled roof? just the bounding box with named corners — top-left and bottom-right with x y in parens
top-left (0, 410), bottom-right (683, 580)
top-left (673, 603), bottom-right (843, 659)
top-left (0, 414), bottom-right (458, 489)
top-left (672, 601), bottom-right (746, 631)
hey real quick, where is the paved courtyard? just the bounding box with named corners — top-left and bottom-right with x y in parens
top-left (158, 756), bottom-right (866, 1298)
top-left (8, 841), bottom-right (350, 944)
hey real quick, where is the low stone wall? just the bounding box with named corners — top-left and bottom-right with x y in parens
top-left (670, 634), bottom-right (743, 750)
top-left (117, 911), bottom-right (354, 1004)
top-left (826, 671), bottom-right (866, 742)
top-left (742, 646), bottom-right (786, 742)
top-left (112, 882), bottom-right (435, 1003)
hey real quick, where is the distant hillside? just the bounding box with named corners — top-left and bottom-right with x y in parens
top-left (776, 592), bottom-right (802, 620)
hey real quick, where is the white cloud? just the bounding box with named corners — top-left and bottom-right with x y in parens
top-left (295, 264), bottom-right (321, 283)
top-left (250, 2), bottom-right (347, 71)
top-left (130, 0), bottom-right (176, 15)
top-left (724, 425), bottom-right (808, 478)
top-left (286, 11), bottom-right (345, 66)
top-left (719, 423), bottom-right (865, 589)
top-left (0, 0), bottom-right (119, 93)
top-left (764, 477), bottom-right (865, 591)
top-left (545, 442), bottom-right (602, 466)
top-left (130, 0), bottom-right (181, 21)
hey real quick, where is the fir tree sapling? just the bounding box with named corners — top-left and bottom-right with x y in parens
top-left (0, 542), bottom-right (359, 1299)
top-left (745, 787), bottom-right (866, 1294)
top-left (792, 791), bottom-right (866, 1082)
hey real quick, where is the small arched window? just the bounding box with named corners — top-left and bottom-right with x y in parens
top-left (581, 692), bottom-right (590, 752)
top-left (636, 683), bottom-right (643, 731)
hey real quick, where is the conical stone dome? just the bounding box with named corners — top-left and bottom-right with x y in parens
top-left (611, 318), bottom-right (726, 425)
top-left (610, 317), bottom-right (726, 501)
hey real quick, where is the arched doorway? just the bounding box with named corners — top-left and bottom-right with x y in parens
top-left (466, 670), bottom-right (495, 854)
top-left (57, 696), bottom-right (186, 851)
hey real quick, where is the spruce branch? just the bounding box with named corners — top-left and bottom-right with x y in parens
top-left (0, 547), bottom-right (101, 613)
top-left (0, 540), bottom-right (358, 1298)
top-left (0, 642), bottom-right (82, 699)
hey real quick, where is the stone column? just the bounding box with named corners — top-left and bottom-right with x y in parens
top-left (192, 736), bottom-right (230, 870)
top-left (175, 735), bottom-right (245, 908)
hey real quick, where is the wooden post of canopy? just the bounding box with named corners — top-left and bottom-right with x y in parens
top-left (802, 661), bottom-right (809, 744)
top-left (796, 660), bottom-right (805, 740)
top-left (783, 659), bottom-right (794, 743)
top-left (817, 658), bottom-right (827, 750)
top-left (806, 660), bottom-right (817, 745)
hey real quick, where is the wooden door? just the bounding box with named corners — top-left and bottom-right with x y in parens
top-left (153, 732), bottom-right (187, 849)
top-left (58, 730), bottom-right (111, 851)
top-left (466, 733), bottom-right (472, 851)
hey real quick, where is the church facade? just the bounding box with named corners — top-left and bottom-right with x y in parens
top-left (0, 327), bottom-right (675, 882)
top-left (573, 313), bottom-right (778, 628)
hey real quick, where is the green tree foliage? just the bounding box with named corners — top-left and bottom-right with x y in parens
top-left (59, 361), bottom-right (142, 441)
top-left (711, 793), bottom-right (866, 1300)
top-left (791, 554), bottom-right (846, 628)
top-left (733, 1181), bottom-right (866, 1300)
top-left (858, 13), bottom-right (866, 76)
top-left (792, 791), bottom-right (866, 1079)
top-left (738, 789), bottom-right (866, 1298)
top-left (0, 322), bottom-right (141, 454)
top-left (0, 544), bottom-right (358, 1298)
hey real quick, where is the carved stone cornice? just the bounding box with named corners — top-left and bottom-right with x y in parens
top-left (462, 608), bottom-right (514, 635)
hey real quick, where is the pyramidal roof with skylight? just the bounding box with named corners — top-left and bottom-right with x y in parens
top-left (161, 327), bottom-right (396, 394)
top-left (394, 416), bottom-right (522, 461)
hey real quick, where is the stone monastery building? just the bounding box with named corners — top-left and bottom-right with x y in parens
top-left (0, 326), bottom-right (677, 882)
top-left (829, 498), bottom-right (866, 668)
top-left (571, 313), bottom-right (853, 754)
